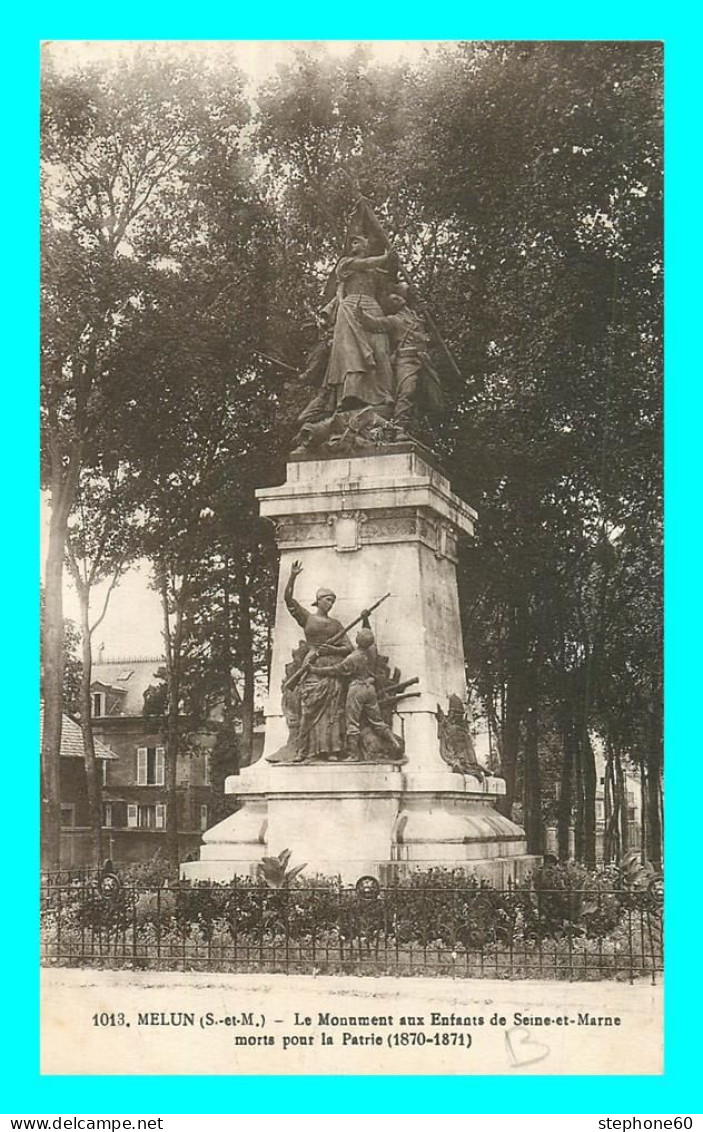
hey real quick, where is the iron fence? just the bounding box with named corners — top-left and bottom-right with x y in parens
top-left (40, 866), bottom-right (102, 885)
top-left (40, 873), bottom-right (663, 982)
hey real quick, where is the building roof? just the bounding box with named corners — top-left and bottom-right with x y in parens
top-left (39, 707), bottom-right (118, 760)
top-left (91, 655), bottom-right (167, 716)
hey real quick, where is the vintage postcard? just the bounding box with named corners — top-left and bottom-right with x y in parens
top-left (39, 38), bottom-right (663, 1077)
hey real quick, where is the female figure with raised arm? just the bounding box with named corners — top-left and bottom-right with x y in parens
top-left (318, 235), bottom-right (395, 413)
top-left (284, 560), bottom-right (353, 761)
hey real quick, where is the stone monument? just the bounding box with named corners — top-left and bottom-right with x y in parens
top-left (183, 197), bottom-right (538, 884)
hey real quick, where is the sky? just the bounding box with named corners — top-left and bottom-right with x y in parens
top-left (42, 39), bottom-right (443, 82)
top-left (43, 537), bottom-right (165, 659)
top-left (72, 562), bottom-right (165, 659)
top-left (40, 503), bottom-right (163, 657)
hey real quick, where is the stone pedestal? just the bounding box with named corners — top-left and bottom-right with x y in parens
top-left (183, 448), bottom-right (538, 884)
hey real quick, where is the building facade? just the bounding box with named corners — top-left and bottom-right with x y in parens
top-left (40, 707), bottom-right (119, 869)
top-left (90, 655), bottom-right (215, 865)
top-left (545, 739), bottom-right (642, 863)
top-left (89, 653), bottom-right (264, 866)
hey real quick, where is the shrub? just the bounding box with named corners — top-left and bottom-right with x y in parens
top-left (41, 859), bottom-right (662, 981)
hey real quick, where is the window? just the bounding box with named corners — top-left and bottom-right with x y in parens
top-left (102, 760), bottom-right (108, 786)
top-left (137, 747), bottom-right (165, 786)
top-left (200, 804), bottom-right (209, 831)
top-left (92, 692), bottom-right (106, 718)
top-left (128, 804), bottom-right (166, 829)
top-left (203, 755), bottom-right (211, 787)
top-left (102, 802), bottom-right (112, 828)
top-left (138, 806), bottom-right (156, 829)
top-left (595, 800), bottom-right (605, 821)
top-left (60, 804), bottom-right (75, 828)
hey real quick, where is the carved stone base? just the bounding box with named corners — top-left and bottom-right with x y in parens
top-left (181, 763), bottom-right (538, 885)
top-left (183, 448), bottom-right (537, 885)
top-left (254, 448), bottom-right (479, 772)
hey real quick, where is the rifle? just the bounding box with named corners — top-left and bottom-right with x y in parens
top-left (283, 591), bottom-right (391, 692)
top-left (378, 691), bottom-right (421, 708)
top-left (253, 349), bottom-right (298, 375)
top-left (382, 676), bottom-right (420, 697)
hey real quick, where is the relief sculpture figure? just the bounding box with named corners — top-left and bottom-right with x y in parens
top-left (283, 560), bottom-right (353, 761)
top-left (318, 234), bottom-right (395, 413)
top-left (310, 628), bottom-right (405, 762)
top-left (271, 571), bottom-right (412, 764)
top-left (294, 235), bottom-right (397, 453)
top-left (437, 695), bottom-right (486, 778)
top-left (355, 285), bottom-right (444, 437)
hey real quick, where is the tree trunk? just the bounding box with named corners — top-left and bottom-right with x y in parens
top-left (235, 558), bottom-right (255, 766)
top-left (165, 671), bottom-right (181, 868)
top-left (646, 753), bottom-right (662, 870)
top-left (498, 683), bottom-right (519, 819)
top-left (42, 331), bottom-right (97, 871)
top-left (41, 506), bottom-right (68, 872)
top-left (42, 411), bottom-right (85, 871)
top-left (639, 759), bottom-right (648, 865)
top-left (615, 746), bottom-right (629, 855)
top-left (523, 695), bottom-right (543, 855)
top-left (603, 743), bottom-right (617, 863)
top-left (557, 716), bottom-right (573, 862)
top-left (160, 574), bottom-right (183, 869)
top-left (582, 729), bottom-right (598, 869)
top-left (77, 596), bottom-right (103, 867)
top-left (65, 551), bottom-right (105, 869)
top-left (497, 602), bottom-right (527, 819)
top-left (646, 693), bottom-right (663, 870)
top-left (221, 555), bottom-right (240, 777)
top-left (605, 741), bottom-right (628, 862)
top-left (573, 730), bottom-right (585, 863)
top-left (484, 692), bottom-right (504, 776)
top-left (222, 553), bottom-right (234, 718)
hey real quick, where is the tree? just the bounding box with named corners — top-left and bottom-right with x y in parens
top-left (417, 42), bottom-right (662, 863)
top-left (40, 587), bottom-right (81, 717)
top-left (65, 465), bottom-right (141, 865)
top-left (209, 718), bottom-right (241, 824)
top-left (41, 47), bottom-right (250, 867)
top-left (102, 114), bottom-right (279, 863)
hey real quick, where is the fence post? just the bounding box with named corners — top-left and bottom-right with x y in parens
top-left (132, 885), bottom-right (138, 965)
top-left (56, 882), bottom-right (62, 964)
top-left (627, 902), bottom-right (635, 984)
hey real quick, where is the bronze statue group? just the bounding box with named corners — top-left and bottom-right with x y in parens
top-left (269, 560), bottom-right (411, 764)
top-left (292, 224), bottom-right (444, 457)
